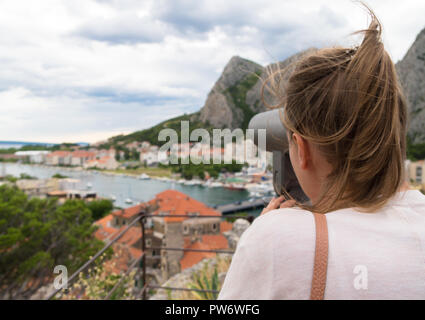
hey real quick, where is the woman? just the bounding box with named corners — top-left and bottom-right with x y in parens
top-left (218, 8), bottom-right (425, 300)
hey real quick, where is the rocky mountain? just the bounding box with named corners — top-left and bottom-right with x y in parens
top-left (396, 27), bottom-right (425, 144)
top-left (198, 49), bottom-right (314, 130)
top-left (104, 50), bottom-right (312, 147)
top-left (197, 56), bottom-right (263, 130)
top-left (106, 27), bottom-right (425, 148)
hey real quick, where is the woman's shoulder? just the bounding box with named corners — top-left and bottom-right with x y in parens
top-left (238, 207), bottom-right (316, 250)
top-left (254, 206), bottom-right (316, 230)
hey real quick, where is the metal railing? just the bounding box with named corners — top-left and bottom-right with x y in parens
top-left (46, 210), bottom-right (254, 300)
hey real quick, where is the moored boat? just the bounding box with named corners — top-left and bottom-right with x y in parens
top-left (138, 173), bottom-right (150, 180)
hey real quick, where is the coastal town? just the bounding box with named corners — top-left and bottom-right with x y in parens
top-left (1, 0), bottom-right (424, 302)
top-left (0, 138), bottom-right (275, 299)
top-left (2, 135), bottom-right (425, 299)
top-left (0, 145), bottom-right (258, 299)
top-left (0, 138), bottom-right (277, 201)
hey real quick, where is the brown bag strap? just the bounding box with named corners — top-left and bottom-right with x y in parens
top-left (310, 212), bottom-right (329, 300)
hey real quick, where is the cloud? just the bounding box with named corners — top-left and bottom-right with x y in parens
top-left (152, 0), bottom-right (256, 33)
top-left (0, 0), bottom-right (423, 143)
top-left (73, 14), bottom-right (172, 44)
top-left (0, 86), bottom-right (194, 143)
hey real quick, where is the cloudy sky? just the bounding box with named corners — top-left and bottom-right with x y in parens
top-left (1, 0), bottom-right (424, 144)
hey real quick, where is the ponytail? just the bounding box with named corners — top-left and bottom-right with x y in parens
top-left (264, 3), bottom-right (407, 213)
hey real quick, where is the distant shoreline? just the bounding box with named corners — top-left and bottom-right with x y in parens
top-left (0, 141), bottom-right (89, 149)
top-left (4, 161), bottom-right (176, 181)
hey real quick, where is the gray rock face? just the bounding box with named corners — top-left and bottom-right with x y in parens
top-left (199, 51), bottom-right (315, 130)
top-left (197, 30), bottom-right (425, 140)
top-left (199, 56), bottom-right (264, 129)
top-left (396, 28), bottom-right (425, 144)
top-left (116, 27), bottom-right (425, 146)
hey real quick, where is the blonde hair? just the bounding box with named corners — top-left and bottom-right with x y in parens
top-left (263, 5), bottom-right (407, 213)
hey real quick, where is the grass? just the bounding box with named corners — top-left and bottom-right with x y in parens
top-left (176, 255), bottom-right (232, 300)
top-left (101, 112), bottom-right (213, 148)
top-left (104, 166), bottom-right (173, 178)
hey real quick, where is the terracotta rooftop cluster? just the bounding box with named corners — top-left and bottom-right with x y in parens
top-left (46, 150), bottom-right (96, 158)
top-left (94, 190), bottom-right (232, 274)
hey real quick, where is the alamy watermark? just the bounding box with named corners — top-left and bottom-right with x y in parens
top-left (53, 265), bottom-right (68, 290)
top-left (353, 265), bottom-right (368, 290)
top-left (158, 121), bottom-right (267, 166)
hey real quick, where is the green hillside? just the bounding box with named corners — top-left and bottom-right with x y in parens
top-left (101, 112), bottom-right (213, 148)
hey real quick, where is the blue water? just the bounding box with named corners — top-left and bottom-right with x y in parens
top-left (1, 163), bottom-right (254, 211)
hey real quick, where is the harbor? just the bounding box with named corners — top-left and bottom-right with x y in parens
top-left (1, 162), bottom-right (271, 215)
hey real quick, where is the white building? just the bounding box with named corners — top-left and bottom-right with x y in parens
top-left (83, 156), bottom-right (119, 170)
top-left (15, 150), bottom-right (50, 164)
top-left (140, 150), bottom-right (159, 166)
top-left (45, 151), bottom-right (72, 166)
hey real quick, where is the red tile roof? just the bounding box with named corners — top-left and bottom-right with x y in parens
top-left (95, 216), bottom-right (144, 274)
top-left (104, 243), bottom-right (142, 274)
top-left (152, 190), bottom-right (221, 223)
top-left (94, 190), bottom-right (227, 275)
top-left (112, 203), bottom-right (147, 219)
top-left (71, 150), bottom-right (96, 158)
top-left (46, 151), bottom-right (71, 157)
top-left (94, 214), bottom-right (117, 241)
top-left (220, 221), bottom-right (233, 233)
top-left (97, 156), bottom-right (112, 164)
top-left (111, 226), bottom-right (141, 247)
top-left (94, 213), bottom-right (147, 248)
top-left (180, 234), bottom-right (228, 270)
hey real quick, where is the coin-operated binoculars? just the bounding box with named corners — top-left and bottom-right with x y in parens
top-left (248, 108), bottom-right (309, 203)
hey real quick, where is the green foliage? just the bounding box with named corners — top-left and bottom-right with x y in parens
top-left (2, 173), bottom-right (36, 182)
top-left (19, 173), bottom-right (36, 180)
top-left (87, 199), bottom-right (114, 221)
top-left (101, 112), bottom-right (213, 148)
top-left (20, 145), bottom-right (54, 151)
top-left (0, 148), bottom-right (18, 154)
top-left (225, 212), bottom-right (249, 223)
top-left (0, 158), bottom-right (19, 163)
top-left (166, 288), bottom-right (172, 300)
top-left (166, 160), bottom-right (243, 180)
top-left (0, 185), bottom-right (106, 299)
top-left (52, 173), bottom-right (68, 179)
top-left (406, 135), bottom-right (425, 161)
top-left (59, 252), bottom-right (136, 300)
top-left (188, 262), bottom-right (219, 300)
top-left (112, 146), bottom-right (142, 162)
top-left (51, 143), bottom-right (78, 151)
top-left (4, 175), bottom-right (18, 183)
top-left (226, 71), bottom-right (261, 130)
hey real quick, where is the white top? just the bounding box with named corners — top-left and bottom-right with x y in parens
top-left (218, 190), bottom-right (425, 300)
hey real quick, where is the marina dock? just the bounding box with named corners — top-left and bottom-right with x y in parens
top-left (216, 197), bottom-right (272, 214)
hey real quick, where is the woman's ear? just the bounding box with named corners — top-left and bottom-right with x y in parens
top-left (292, 133), bottom-right (309, 170)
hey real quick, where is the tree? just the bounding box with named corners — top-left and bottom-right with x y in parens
top-left (124, 149), bottom-right (130, 161)
top-left (0, 185), bottom-right (106, 299)
top-left (407, 135), bottom-right (425, 161)
top-left (52, 173), bottom-right (68, 179)
top-left (87, 199), bottom-right (114, 221)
